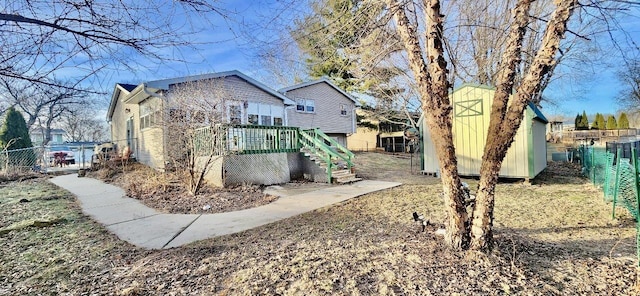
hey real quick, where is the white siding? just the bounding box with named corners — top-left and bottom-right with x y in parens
top-left (284, 82), bottom-right (356, 134)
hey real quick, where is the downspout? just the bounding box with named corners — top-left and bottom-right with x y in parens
top-left (284, 105), bottom-right (297, 151)
top-left (281, 90), bottom-right (295, 127)
top-left (351, 106), bottom-right (358, 134)
top-left (284, 105), bottom-right (295, 127)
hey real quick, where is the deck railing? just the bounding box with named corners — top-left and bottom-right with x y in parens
top-left (195, 124), bottom-right (300, 155)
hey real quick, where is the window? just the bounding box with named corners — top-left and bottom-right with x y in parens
top-left (306, 99), bottom-right (315, 112)
top-left (274, 117), bottom-right (283, 126)
top-left (169, 108), bottom-right (185, 121)
top-left (340, 104), bottom-right (348, 116)
top-left (248, 114), bottom-right (259, 125)
top-left (296, 100), bottom-right (305, 111)
top-left (192, 111), bottom-right (206, 124)
top-left (229, 105), bottom-right (242, 124)
top-left (261, 115), bottom-right (272, 126)
top-left (247, 102), bottom-right (259, 125)
top-left (296, 98), bottom-right (315, 113)
top-left (140, 98), bottom-right (161, 129)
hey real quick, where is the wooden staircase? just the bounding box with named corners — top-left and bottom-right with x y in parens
top-left (301, 147), bottom-right (361, 184)
top-left (330, 168), bottom-right (361, 184)
top-left (299, 129), bottom-right (361, 184)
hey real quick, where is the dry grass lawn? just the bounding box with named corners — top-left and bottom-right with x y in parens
top-left (1, 152), bottom-right (638, 295)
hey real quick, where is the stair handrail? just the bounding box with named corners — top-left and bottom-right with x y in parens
top-left (298, 130), bottom-right (335, 182)
top-left (298, 131), bottom-right (331, 161)
top-left (304, 128), bottom-right (354, 169)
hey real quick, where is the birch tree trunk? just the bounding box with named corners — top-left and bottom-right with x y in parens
top-left (388, 0), bottom-right (579, 251)
top-left (470, 0), bottom-right (578, 250)
top-left (388, 0), bottom-right (469, 249)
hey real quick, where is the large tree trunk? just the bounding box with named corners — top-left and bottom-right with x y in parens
top-left (389, 0), bottom-right (469, 249)
top-left (424, 113), bottom-right (468, 248)
top-left (388, 0), bottom-right (578, 251)
top-left (470, 0), bottom-right (578, 250)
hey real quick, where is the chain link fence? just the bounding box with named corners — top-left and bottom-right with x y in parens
top-left (0, 146), bottom-right (46, 176)
top-left (581, 145), bottom-right (640, 265)
top-left (0, 144), bottom-right (102, 177)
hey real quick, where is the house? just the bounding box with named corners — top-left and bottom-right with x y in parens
top-left (278, 78), bottom-right (357, 147)
top-left (107, 71), bottom-right (357, 186)
top-left (347, 108), bottom-right (420, 152)
top-left (421, 84), bottom-right (548, 179)
top-left (30, 128), bottom-right (66, 145)
top-left (547, 120), bottom-right (564, 143)
top-left (347, 108), bottom-right (379, 152)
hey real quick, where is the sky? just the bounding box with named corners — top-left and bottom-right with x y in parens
top-left (86, 1), bottom-right (639, 121)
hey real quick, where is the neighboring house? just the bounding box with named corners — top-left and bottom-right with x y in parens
top-left (347, 108), bottom-right (420, 153)
top-left (279, 78), bottom-right (357, 147)
top-left (421, 84), bottom-right (548, 179)
top-left (547, 120), bottom-right (564, 143)
top-left (347, 109), bottom-right (379, 152)
top-left (30, 128), bottom-right (66, 145)
top-left (107, 71), bottom-right (357, 186)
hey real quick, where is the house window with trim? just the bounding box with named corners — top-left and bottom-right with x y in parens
top-left (340, 104), bottom-right (348, 116)
top-left (261, 115), bottom-right (272, 126)
top-left (229, 105), bottom-right (242, 124)
top-left (274, 117), bottom-right (283, 126)
top-left (192, 111), bottom-right (206, 124)
top-left (248, 114), bottom-right (259, 125)
top-left (140, 98), bottom-right (161, 129)
top-left (247, 102), bottom-right (259, 125)
top-left (296, 98), bottom-right (315, 113)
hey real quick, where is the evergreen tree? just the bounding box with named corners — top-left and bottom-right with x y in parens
top-left (0, 107), bottom-right (36, 168)
top-left (618, 112), bottom-right (630, 129)
top-left (606, 115), bottom-right (618, 130)
top-left (579, 111), bottom-right (589, 130)
top-left (590, 113), bottom-right (598, 129)
top-left (0, 107), bottom-right (33, 149)
top-left (292, 0), bottom-right (402, 97)
top-left (593, 113), bottom-right (606, 130)
top-left (574, 113), bottom-right (581, 129)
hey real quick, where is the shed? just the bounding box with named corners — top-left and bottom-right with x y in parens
top-left (421, 84), bottom-right (548, 179)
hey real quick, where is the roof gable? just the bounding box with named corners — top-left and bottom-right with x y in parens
top-left (279, 78), bottom-right (358, 105)
top-left (118, 83), bottom-right (137, 92)
top-left (146, 70), bottom-right (294, 105)
top-left (452, 84), bottom-right (548, 123)
top-left (107, 83), bottom-right (140, 121)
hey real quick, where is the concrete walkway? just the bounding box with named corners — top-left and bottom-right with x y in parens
top-left (49, 174), bottom-right (401, 249)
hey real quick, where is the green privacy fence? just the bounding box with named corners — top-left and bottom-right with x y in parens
top-left (581, 146), bottom-right (640, 265)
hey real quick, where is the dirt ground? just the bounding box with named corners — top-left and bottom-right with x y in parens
top-left (2, 152), bottom-right (639, 295)
top-left (87, 163), bottom-right (279, 214)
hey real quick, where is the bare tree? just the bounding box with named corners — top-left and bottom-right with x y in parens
top-left (386, 0), bottom-right (580, 250)
top-left (0, 78), bottom-right (89, 145)
top-left (60, 105), bottom-right (109, 142)
top-left (1, 1), bottom-right (228, 90)
top-left (244, 0), bottom-right (637, 250)
top-left (163, 79), bottom-right (230, 196)
top-left (247, 0), bottom-right (420, 129)
top-left (617, 57), bottom-right (640, 115)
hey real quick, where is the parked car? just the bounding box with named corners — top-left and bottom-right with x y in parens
top-left (48, 146), bottom-right (75, 165)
